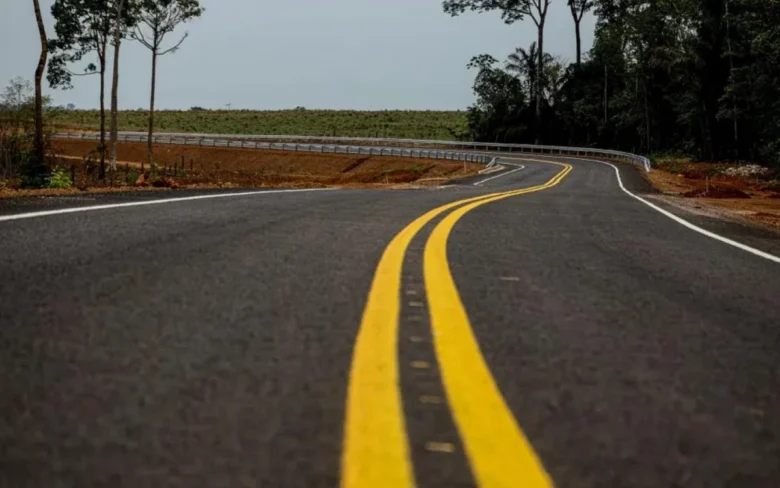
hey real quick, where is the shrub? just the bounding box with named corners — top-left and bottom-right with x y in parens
top-left (126, 167), bottom-right (140, 185)
top-left (46, 167), bottom-right (73, 189)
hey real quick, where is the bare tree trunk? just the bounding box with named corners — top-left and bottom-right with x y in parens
top-left (644, 79), bottom-right (651, 153)
top-left (147, 47), bottom-right (158, 170)
top-left (109, 0), bottom-right (125, 173)
top-left (536, 20), bottom-right (544, 123)
top-left (99, 39), bottom-right (107, 180)
top-left (702, 100), bottom-right (713, 160)
top-left (535, 19), bottom-right (545, 144)
top-left (32, 0), bottom-right (48, 179)
top-left (604, 64), bottom-right (608, 123)
top-left (575, 20), bottom-right (582, 67)
top-left (725, 0), bottom-right (739, 157)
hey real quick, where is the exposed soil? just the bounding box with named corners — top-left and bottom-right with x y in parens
top-left (19, 139), bottom-right (482, 193)
top-left (645, 160), bottom-right (780, 230)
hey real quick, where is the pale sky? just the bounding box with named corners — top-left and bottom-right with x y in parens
top-left (1, 0), bottom-right (595, 110)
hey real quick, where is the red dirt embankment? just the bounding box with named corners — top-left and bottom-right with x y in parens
top-left (49, 139), bottom-right (482, 188)
top-left (645, 160), bottom-right (780, 230)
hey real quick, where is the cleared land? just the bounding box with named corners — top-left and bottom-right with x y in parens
top-left (645, 159), bottom-right (780, 230)
top-left (23, 139), bottom-right (482, 193)
top-left (49, 109), bottom-right (469, 140)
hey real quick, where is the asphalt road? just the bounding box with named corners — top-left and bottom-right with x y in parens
top-left (1, 157), bottom-right (779, 488)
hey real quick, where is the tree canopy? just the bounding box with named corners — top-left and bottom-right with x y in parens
top-left (443, 0), bottom-right (531, 23)
top-left (48, 0), bottom-right (114, 89)
top-left (452, 0), bottom-right (780, 168)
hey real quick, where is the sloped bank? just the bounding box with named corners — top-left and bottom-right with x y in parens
top-left (36, 139), bottom-right (484, 191)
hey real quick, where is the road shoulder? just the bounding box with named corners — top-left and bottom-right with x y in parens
top-left (615, 162), bottom-right (780, 258)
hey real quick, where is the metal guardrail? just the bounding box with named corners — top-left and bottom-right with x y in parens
top-left (54, 132), bottom-right (493, 165)
top-left (54, 132), bottom-right (652, 172)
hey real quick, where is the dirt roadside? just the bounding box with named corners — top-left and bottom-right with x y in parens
top-left (643, 160), bottom-right (780, 231)
top-left (0, 140), bottom-right (484, 198)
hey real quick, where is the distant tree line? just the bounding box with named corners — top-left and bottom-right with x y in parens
top-left (445, 0), bottom-right (780, 167)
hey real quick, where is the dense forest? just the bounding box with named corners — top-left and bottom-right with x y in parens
top-left (447, 0), bottom-right (780, 168)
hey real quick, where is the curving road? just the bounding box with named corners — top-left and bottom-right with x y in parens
top-left (1, 157), bottom-right (779, 488)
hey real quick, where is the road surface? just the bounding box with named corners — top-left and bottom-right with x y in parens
top-left (1, 156), bottom-right (779, 488)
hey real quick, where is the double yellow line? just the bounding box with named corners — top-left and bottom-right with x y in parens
top-left (341, 160), bottom-right (572, 488)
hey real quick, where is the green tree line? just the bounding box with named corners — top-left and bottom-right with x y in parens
top-left (446, 0), bottom-right (780, 168)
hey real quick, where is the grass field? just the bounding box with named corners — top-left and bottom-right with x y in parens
top-left (49, 109), bottom-right (470, 140)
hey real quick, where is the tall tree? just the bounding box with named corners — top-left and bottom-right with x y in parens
top-left (49, 0), bottom-right (114, 179)
top-left (108, 0), bottom-right (128, 173)
top-left (132, 0), bottom-right (202, 170)
top-left (723, 0), bottom-right (738, 154)
top-left (452, 0), bottom-right (780, 168)
top-left (32, 0), bottom-right (49, 183)
top-left (506, 43), bottom-right (540, 104)
top-left (465, 54), bottom-right (528, 142)
top-left (527, 0), bottom-right (552, 129)
top-left (568, 0), bottom-right (593, 66)
top-left (506, 42), bottom-right (554, 104)
top-left (443, 0), bottom-right (552, 140)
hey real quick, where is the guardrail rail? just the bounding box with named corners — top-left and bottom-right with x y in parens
top-left (54, 132), bottom-right (652, 172)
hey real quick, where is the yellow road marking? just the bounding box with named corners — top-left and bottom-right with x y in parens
top-left (342, 159), bottom-right (570, 488)
top-left (411, 361), bottom-right (431, 369)
top-left (424, 163), bottom-right (571, 488)
top-left (342, 192), bottom-right (517, 488)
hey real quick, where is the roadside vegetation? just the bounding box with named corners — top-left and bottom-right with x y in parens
top-left (2, 0), bottom-right (204, 190)
top-left (442, 0), bottom-right (780, 230)
top-left (445, 0), bottom-right (780, 171)
top-left (0, 78), bottom-right (60, 188)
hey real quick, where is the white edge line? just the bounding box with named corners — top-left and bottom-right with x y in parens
top-left (478, 164), bottom-right (507, 175)
top-left (0, 188), bottom-right (334, 223)
top-left (474, 164), bottom-right (525, 186)
top-left (572, 157), bottom-right (780, 264)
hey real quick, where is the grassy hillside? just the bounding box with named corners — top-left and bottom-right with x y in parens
top-left (49, 109), bottom-right (469, 140)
